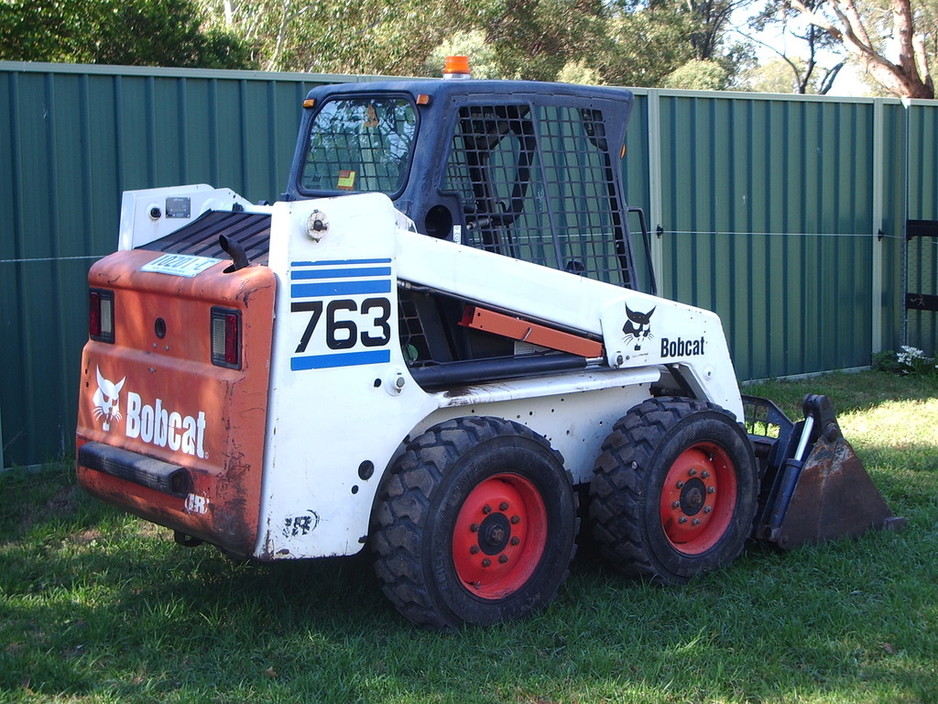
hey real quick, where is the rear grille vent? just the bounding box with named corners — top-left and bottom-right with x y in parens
top-left (142, 211), bottom-right (272, 265)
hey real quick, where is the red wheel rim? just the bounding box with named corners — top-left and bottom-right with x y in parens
top-left (658, 443), bottom-right (738, 555)
top-left (452, 473), bottom-right (548, 600)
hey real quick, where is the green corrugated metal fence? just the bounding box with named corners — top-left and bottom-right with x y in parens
top-left (654, 94), bottom-right (878, 380)
top-left (0, 63), bottom-right (341, 466)
top-left (0, 61), bottom-right (929, 467)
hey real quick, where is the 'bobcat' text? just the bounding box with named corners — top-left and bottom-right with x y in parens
top-left (125, 393), bottom-right (207, 458)
top-left (660, 336), bottom-right (706, 358)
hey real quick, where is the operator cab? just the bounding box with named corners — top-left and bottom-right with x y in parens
top-left (284, 76), bottom-right (656, 296)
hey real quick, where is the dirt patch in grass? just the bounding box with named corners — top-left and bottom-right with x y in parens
top-left (45, 483), bottom-right (80, 515)
top-left (68, 528), bottom-right (104, 545)
top-left (134, 519), bottom-right (172, 540)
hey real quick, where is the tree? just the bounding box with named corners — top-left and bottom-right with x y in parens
top-left (741, 0), bottom-right (845, 94)
top-left (595, 0), bottom-right (754, 87)
top-left (481, 0), bottom-right (609, 81)
top-left (742, 54), bottom-right (843, 92)
top-left (0, 0), bottom-right (251, 68)
top-left (198, 0), bottom-right (753, 87)
top-left (784, 0), bottom-right (935, 97)
top-left (423, 30), bottom-right (502, 78)
top-left (686, 0), bottom-right (752, 60)
top-left (599, 3), bottom-right (700, 86)
top-left (663, 58), bottom-right (732, 87)
top-left (200, 0), bottom-right (480, 73)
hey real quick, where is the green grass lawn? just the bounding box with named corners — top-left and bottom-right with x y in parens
top-left (2, 371), bottom-right (936, 703)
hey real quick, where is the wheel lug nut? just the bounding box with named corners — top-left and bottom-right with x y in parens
top-left (470, 545), bottom-right (479, 554)
top-left (688, 468), bottom-right (697, 476)
top-left (692, 519), bottom-right (701, 526)
top-left (498, 554), bottom-right (509, 564)
top-left (704, 506), bottom-right (712, 514)
top-left (482, 505), bottom-right (492, 514)
top-left (676, 481), bottom-right (685, 489)
top-left (482, 558), bottom-right (491, 567)
top-left (672, 501), bottom-right (681, 509)
top-left (701, 470), bottom-right (710, 478)
top-left (470, 523), bottom-right (480, 533)
top-left (510, 515), bottom-right (521, 524)
top-left (510, 536), bottom-right (520, 545)
top-left (499, 502), bottom-right (509, 511)
top-left (678, 516), bottom-right (688, 524)
top-left (707, 486), bottom-right (716, 494)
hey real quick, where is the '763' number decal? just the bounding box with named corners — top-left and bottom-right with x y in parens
top-left (291, 297), bottom-right (391, 353)
top-left (289, 296), bottom-right (393, 371)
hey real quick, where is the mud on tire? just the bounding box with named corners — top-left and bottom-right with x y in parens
top-left (370, 416), bottom-right (578, 629)
top-left (589, 397), bottom-right (758, 584)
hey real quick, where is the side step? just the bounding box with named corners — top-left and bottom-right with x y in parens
top-left (746, 395), bottom-right (906, 550)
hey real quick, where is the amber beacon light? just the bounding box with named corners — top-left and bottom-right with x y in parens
top-left (442, 55), bottom-right (472, 79)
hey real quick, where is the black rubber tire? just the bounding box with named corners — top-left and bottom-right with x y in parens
top-left (589, 397), bottom-right (758, 584)
top-left (370, 416), bottom-right (578, 629)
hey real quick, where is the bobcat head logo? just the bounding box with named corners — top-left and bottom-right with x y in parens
top-left (622, 305), bottom-right (656, 351)
top-left (92, 367), bottom-right (125, 431)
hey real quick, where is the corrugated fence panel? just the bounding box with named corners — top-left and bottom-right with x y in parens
top-left (906, 102), bottom-right (938, 356)
top-left (0, 63), bottom-right (345, 466)
top-left (657, 94), bottom-right (876, 380)
top-left (621, 93), bottom-right (655, 292)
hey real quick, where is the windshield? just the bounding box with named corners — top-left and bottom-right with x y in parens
top-left (299, 96), bottom-right (418, 196)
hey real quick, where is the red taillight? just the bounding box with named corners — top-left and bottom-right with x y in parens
top-left (211, 307), bottom-right (241, 369)
top-left (89, 288), bottom-right (114, 343)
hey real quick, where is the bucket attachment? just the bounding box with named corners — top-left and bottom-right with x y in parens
top-left (747, 394), bottom-right (905, 551)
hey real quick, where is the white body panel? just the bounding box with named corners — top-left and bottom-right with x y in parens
top-left (118, 184), bottom-right (263, 250)
top-left (253, 192), bottom-right (745, 560)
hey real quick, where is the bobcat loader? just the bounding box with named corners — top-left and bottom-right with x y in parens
top-left (76, 63), bottom-right (903, 628)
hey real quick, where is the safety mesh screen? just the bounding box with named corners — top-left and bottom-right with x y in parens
top-left (398, 289), bottom-right (431, 363)
top-left (444, 103), bottom-right (632, 287)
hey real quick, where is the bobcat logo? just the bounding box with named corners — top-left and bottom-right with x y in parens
top-left (92, 367), bottom-right (126, 431)
top-left (622, 305), bottom-right (656, 351)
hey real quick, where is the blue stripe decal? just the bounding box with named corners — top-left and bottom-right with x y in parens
top-left (291, 280), bottom-right (391, 297)
top-left (291, 349), bottom-right (391, 370)
top-left (291, 258), bottom-right (392, 267)
top-left (290, 266), bottom-right (391, 281)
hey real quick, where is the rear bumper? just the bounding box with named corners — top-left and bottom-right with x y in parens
top-left (79, 441), bottom-right (189, 497)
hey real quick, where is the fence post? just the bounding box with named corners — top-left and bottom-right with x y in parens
top-left (646, 89), bottom-right (664, 289)
top-left (871, 99), bottom-right (884, 355)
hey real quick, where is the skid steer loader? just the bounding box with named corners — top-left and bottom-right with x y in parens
top-left (76, 62), bottom-right (903, 628)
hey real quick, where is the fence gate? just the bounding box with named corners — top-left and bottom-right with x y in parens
top-left (905, 220), bottom-right (938, 355)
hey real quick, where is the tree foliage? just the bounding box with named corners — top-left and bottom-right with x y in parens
top-left (20, 0), bottom-right (938, 96)
top-left (742, 0), bottom-right (845, 94)
top-left (198, 0), bottom-right (747, 88)
top-left (742, 55), bottom-right (842, 92)
top-left (0, 0), bottom-right (252, 68)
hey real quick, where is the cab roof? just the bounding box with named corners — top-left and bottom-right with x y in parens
top-left (304, 78), bottom-right (634, 108)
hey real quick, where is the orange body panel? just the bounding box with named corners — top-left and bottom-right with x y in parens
top-left (460, 305), bottom-right (604, 358)
top-left (76, 249), bottom-right (276, 556)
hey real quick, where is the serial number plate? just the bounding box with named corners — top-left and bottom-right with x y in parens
top-left (165, 197), bottom-right (191, 218)
top-left (141, 253), bottom-right (220, 277)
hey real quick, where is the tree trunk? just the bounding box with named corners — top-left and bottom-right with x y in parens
top-left (790, 0), bottom-right (935, 98)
